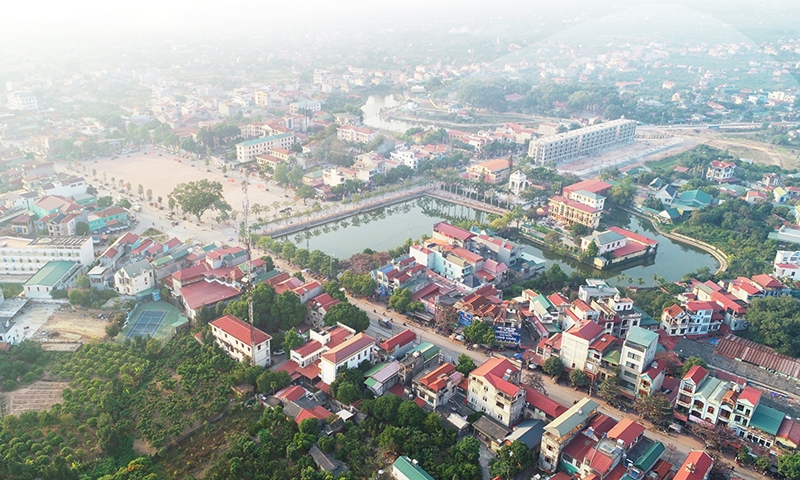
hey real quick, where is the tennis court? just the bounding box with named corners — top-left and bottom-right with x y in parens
top-left (126, 310), bottom-right (167, 339)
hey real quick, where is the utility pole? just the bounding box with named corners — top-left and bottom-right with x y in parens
top-left (242, 173), bottom-right (256, 366)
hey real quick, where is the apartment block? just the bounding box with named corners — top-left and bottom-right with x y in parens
top-left (528, 119), bottom-right (636, 164)
top-left (235, 133), bottom-right (295, 163)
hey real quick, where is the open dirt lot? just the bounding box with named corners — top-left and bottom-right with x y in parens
top-left (85, 150), bottom-right (305, 222)
top-left (2, 381), bottom-right (70, 416)
top-left (40, 308), bottom-right (110, 341)
top-left (558, 137), bottom-right (699, 177)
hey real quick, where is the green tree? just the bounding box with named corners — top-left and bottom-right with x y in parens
top-left (323, 302), bottom-right (370, 332)
top-left (256, 370), bottom-right (291, 394)
top-left (97, 196), bottom-right (114, 208)
top-left (679, 356), bottom-right (708, 377)
top-left (169, 179), bottom-right (231, 221)
top-left (456, 354), bottom-right (477, 375)
top-left (580, 241), bottom-right (599, 263)
top-left (146, 189), bottom-right (153, 202)
top-left (633, 393), bottom-right (673, 427)
top-left (282, 329), bottom-right (304, 353)
top-left (778, 454), bottom-right (800, 480)
top-left (543, 357), bottom-right (564, 378)
top-left (569, 369), bottom-right (588, 388)
top-left (260, 255), bottom-right (274, 272)
top-left (490, 440), bottom-right (534, 479)
top-left (388, 288), bottom-right (414, 313)
top-left (297, 185), bottom-right (316, 205)
top-left (335, 381), bottom-right (360, 405)
top-left (118, 198), bottom-right (132, 209)
top-left (281, 242), bottom-right (297, 260)
top-left (105, 323), bottom-right (121, 338)
top-left (755, 456), bottom-right (772, 473)
top-left (463, 320), bottom-right (492, 345)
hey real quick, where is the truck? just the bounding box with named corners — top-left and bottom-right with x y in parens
top-left (132, 204), bottom-right (142, 212)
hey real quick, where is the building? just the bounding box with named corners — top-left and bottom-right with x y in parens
top-left (548, 179), bottom-right (612, 229)
top-left (528, 119), bottom-right (636, 164)
top-left (466, 159), bottom-right (512, 184)
top-left (673, 451), bottom-right (713, 480)
top-left (87, 207), bottom-right (130, 233)
top-left (235, 133), bottom-right (295, 163)
top-left (539, 397), bottom-right (600, 471)
top-left (560, 320), bottom-right (604, 371)
top-left (619, 327), bottom-right (658, 397)
top-left (774, 250), bottom-right (800, 279)
top-left (319, 332), bottom-right (377, 384)
top-left (392, 456), bottom-right (435, 480)
top-left (210, 314), bottom-right (271, 367)
top-left (337, 126), bottom-right (377, 144)
top-left (706, 161), bottom-right (736, 183)
top-left (22, 260), bottom-right (81, 299)
top-left (414, 362), bottom-right (463, 409)
top-left (466, 357), bottom-right (524, 427)
top-left (114, 260), bottom-right (155, 297)
top-left (7, 91), bottom-right (38, 111)
top-left (508, 170), bottom-right (529, 196)
top-left (379, 329), bottom-right (417, 359)
top-left (0, 236), bottom-right (94, 276)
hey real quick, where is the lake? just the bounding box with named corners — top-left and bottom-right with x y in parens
top-left (280, 197), bottom-right (718, 283)
top-left (361, 94), bottom-right (415, 133)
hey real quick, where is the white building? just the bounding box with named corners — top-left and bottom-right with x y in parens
top-left (319, 332), bottom-right (377, 384)
top-left (7, 91), bottom-right (38, 111)
top-left (528, 119), bottom-right (636, 164)
top-left (774, 250), bottom-right (800, 279)
top-left (466, 357), bottom-right (525, 427)
top-left (114, 260), bottom-right (155, 296)
top-left (337, 126), bottom-right (378, 144)
top-left (414, 363), bottom-right (463, 409)
top-left (619, 327), bottom-right (658, 395)
top-left (235, 133), bottom-right (295, 163)
top-left (508, 170), bottom-right (529, 196)
top-left (0, 236), bottom-right (94, 276)
top-left (210, 314), bottom-right (272, 367)
top-left (560, 320), bottom-right (604, 371)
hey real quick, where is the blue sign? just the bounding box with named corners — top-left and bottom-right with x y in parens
top-left (458, 311), bottom-right (473, 327)
top-left (494, 326), bottom-right (521, 344)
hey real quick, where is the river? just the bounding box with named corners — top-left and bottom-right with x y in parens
top-left (361, 94), bottom-right (415, 133)
top-left (280, 197), bottom-right (718, 283)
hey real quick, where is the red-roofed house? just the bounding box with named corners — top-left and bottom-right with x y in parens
top-left (210, 314), bottom-right (272, 366)
top-left (179, 279), bottom-right (241, 320)
top-left (414, 363), bottom-right (463, 408)
top-left (306, 293), bottom-right (341, 326)
top-left (607, 418), bottom-right (646, 449)
top-left (432, 221), bottom-right (475, 248)
top-left (523, 385), bottom-right (568, 421)
top-left (706, 160), bottom-right (736, 183)
top-left (777, 418), bottom-right (800, 449)
top-left (275, 385), bottom-right (306, 402)
top-left (319, 332), bottom-right (377, 384)
top-left (561, 320), bottom-right (604, 371)
top-left (379, 329), bottom-right (417, 359)
top-left (676, 366), bottom-right (709, 410)
top-left (467, 357), bottom-right (525, 426)
top-left (674, 451), bottom-right (713, 480)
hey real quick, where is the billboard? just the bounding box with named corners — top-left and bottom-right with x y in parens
top-left (458, 311), bottom-right (473, 327)
top-left (494, 326), bottom-right (521, 344)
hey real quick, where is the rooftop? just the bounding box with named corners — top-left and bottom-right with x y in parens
top-left (23, 260), bottom-right (76, 287)
top-left (237, 133), bottom-right (293, 147)
top-left (210, 314), bottom-right (271, 345)
top-left (321, 332), bottom-right (375, 364)
top-left (546, 397), bottom-right (599, 438)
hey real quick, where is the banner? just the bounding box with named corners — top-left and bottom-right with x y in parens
top-left (458, 311), bottom-right (473, 327)
top-left (494, 326), bottom-right (521, 343)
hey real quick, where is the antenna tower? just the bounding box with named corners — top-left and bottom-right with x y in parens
top-left (242, 172), bottom-right (255, 365)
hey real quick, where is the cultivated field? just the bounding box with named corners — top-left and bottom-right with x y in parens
top-left (2, 381), bottom-right (70, 416)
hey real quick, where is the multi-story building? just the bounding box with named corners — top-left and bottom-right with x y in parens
top-left (466, 159), bottom-right (511, 184)
top-left (6, 91), bottom-right (38, 111)
top-left (540, 397), bottom-right (599, 471)
top-left (560, 320), bottom-right (604, 371)
top-left (414, 362), bottom-right (463, 409)
top-left (114, 259), bottom-right (155, 297)
top-left (235, 133), bottom-right (295, 163)
top-left (210, 314), bottom-right (271, 367)
top-left (431, 222), bottom-right (475, 249)
top-left (706, 160), bottom-right (736, 183)
top-left (0, 236), bottom-right (94, 276)
top-left (578, 279), bottom-right (618, 304)
top-left (337, 126), bottom-right (377, 144)
top-left (673, 451), bottom-right (713, 480)
top-left (475, 234), bottom-right (521, 266)
top-left (774, 250), bottom-right (800, 279)
top-left (619, 327), bottom-right (658, 397)
top-left (319, 332), bottom-right (377, 384)
top-left (548, 179), bottom-right (612, 229)
top-left (467, 357), bottom-right (525, 427)
top-left (528, 119), bottom-right (636, 164)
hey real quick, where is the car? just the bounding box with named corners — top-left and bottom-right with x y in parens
top-left (455, 334), bottom-right (464, 341)
top-left (273, 350), bottom-right (285, 356)
top-left (228, 236), bottom-right (234, 241)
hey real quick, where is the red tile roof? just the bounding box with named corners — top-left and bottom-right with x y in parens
top-left (293, 340), bottom-right (323, 358)
top-left (471, 357), bottom-right (521, 397)
top-left (523, 385), bottom-right (567, 418)
top-left (275, 385), bottom-right (305, 402)
top-left (296, 405), bottom-right (333, 422)
top-left (433, 221), bottom-right (475, 242)
top-left (686, 301), bottom-right (717, 312)
top-left (420, 363), bottom-right (458, 392)
top-left (566, 320), bottom-right (604, 341)
top-left (607, 418), bottom-right (645, 448)
top-left (683, 365), bottom-right (708, 384)
top-left (380, 329), bottom-right (416, 352)
top-left (611, 242), bottom-right (647, 258)
top-left (181, 280), bottom-right (240, 310)
top-left (210, 314), bottom-right (271, 345)
top-left (751, 274), bottom-right (784, 289)
top-left (608, 226), bottom-right (658, 246)
top-left (674, 450), bottom-right (713, 480)
top-left (321, 332), bottom-right (376, 364)
top-left (738, 386), bottom-right (762, 406)
top-left (413, 397), bottom-right (427, 408)
top-left (564, 179), bottom-right (613, 195)
top-left (778, 418), bottom-right (800, 446)
top-left (549, 195), bottom-right (598, 214)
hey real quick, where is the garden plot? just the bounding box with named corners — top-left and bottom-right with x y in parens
top-left (3, 381), bottom-right (70, 416)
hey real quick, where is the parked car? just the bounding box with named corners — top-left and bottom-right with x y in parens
top-left (273, 350), bottom-right (285, 356)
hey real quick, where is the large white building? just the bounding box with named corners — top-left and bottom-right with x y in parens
top-left (0, 236), bottom-right (94, 276)
top-left (466, 357), bottom-right (525, 427)
top-left (337, 126), bottom-right (378, 144)
top-left (528, 119), bottom-right (636, 164)
top-left (114, 260), bottom-right (155, 297)
top-left (7, 91), bottom-right (38, 111)
top-left (235, 133), bottom-right (295, 163)
top-left (560, 320), bottom-right (604, 371)
top-left (319, 332), bottom-right (377, 384)
top-left (619, 327), bottom-right (658, 395)
top-left (210, 314), bottom-right (272, 367)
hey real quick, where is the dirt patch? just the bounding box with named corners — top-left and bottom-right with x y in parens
top-left (3, 381), bottom-right (70, 416)
top-left (39, 308), bottom-right (111, 341)
top-left (133, 438), bottom-right (158, 456)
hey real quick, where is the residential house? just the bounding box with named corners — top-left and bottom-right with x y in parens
top-left (706, 161), bottom-right (736, 183)
top-left (210, 314), bottom-right (271, 367)
top-left (363, 360), bottom-right (400, 396)
top-left (540, 397), bottom-right (600, 471)
top-left (414, 362), bottom-right (462, 409)
top-left (619, 327), bottom-right (658, 398)
top-left (466, 357), bottom-right (525, 427)
top-left (560, 320), bottom-right (604, 372)
top-left (114, 259), bottom-right (155, 297)
top-left (673, 451), bottom-right (713, 480)
top-left (379, 329), bottom-right (417, 359)
top-left (319, 332), bottom-right (377, 385)
top-left (87, 207), bottom-right (130, 233)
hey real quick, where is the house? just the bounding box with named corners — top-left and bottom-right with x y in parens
top-left (22, 260), bottom-right (81, 299)
top-left (87, 207), bottom-right (130, 233)
top-left (673, 451), bottom-right (713, 480)
top-left (706, 161), bottom-right (736, 183)
top-left (618, 327), bottom-right (658, 398)
top-left (178, 279), bottom-right (241, 320)
top-left (319, 332), bottom-right (377, 384)
top-left (114, 260), bottom-right (155, 297)
top-left (466, 357), bottom-right (524, 427)
top-left (364, 360), bottom-right (400, 396)
top-left (210, 314), bottom-right (271, 367)
top-left (560, 320), bottom-right (604, 372)
top-left (539, 397), bottom-right (600, 471)
top-left (0, 318), bottom-right (20, 344)
top-left (654, 184), bottom-right (679, 206)
top-left (379, 329), bottom-right (417, 359)
top-left (414, 362), bottom-right (463, 409)
top-left (336, 125), bottom-right (377, 144)
top-left (392, 455), bottom-right (435, 480)
top-left (309, 445), bottom-right (349, 477)
top-left (466, 159), bottom-right (511, 184)
top-left (39, 212), bottom-right (77, 236)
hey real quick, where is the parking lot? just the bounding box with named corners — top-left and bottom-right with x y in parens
top-left (12, 302), bottom-right (62, 341)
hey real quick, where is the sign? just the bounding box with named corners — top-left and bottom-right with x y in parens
top-left (458, 311), bottom-right (473, 327)
top-left (494, 326), bottom-right (521, 343)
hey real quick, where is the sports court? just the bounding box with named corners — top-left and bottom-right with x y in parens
top-left (126, 310), bottom-right (167, 339)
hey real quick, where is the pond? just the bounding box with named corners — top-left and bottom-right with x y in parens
top-left (280, 197), bottom-right (718, 283)
top-left (361, 94), bottom-right (415, 133)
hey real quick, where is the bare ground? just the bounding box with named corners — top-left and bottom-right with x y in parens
top-left (2, 381), bottom-right (70, 416)
top-left (38, 308), bottom-right (110, 342)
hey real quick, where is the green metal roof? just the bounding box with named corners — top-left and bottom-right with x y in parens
top-left (634, 307), bottom-right (658, 327)
top-left (634, 441), bottom-right (665, 471)
top-left (546, 397), bottom-right (598, 438)
top-left (750, 404), bottom-right (784, 436)
top-left (364, 377), bottom-right (378, 389)
top-left (603, 349), bottom-right (621, 365)
top-left (625, 326), bottom-right (657, 348)
top-left (363, 362), bottom-right (387, 377)
top-left (406, 342), bottom-right (439, 360)
top-left (24, 261), bottom-right (76, 288)
top-left (237, 133), bottom-right (293, 147)
top-left (393, 456), bottom-right (435, 480)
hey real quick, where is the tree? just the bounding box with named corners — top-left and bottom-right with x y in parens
top-left (118, 198), bottom-right (132, 209)
top-left (598, 376), bottom-right (622, 406)
top-left (778, 454), bottom-right (800, 480)
top-left (463, 320), bottom-right (494, 346)
top-left (169, 179), bottom-right (231, 221)
top-left (755, 456), bottom-right (772, 473)
top-left (580, 241), bottom-right (599, 263)
top-left (743, 296), bottom-right (800, 357)
top-left (456, 354), bottom-right (477, 375)
top-left (97, 196), bottom-right (113, 208)
top-left (137, 184), bottom-right (144, 196)
top-left (339, 271), bottom-right (376, 297)
top-left (522, 370), bottom-right (546, 394)
top-left (335, 381), bottom-right (360, 405)
top-left (282, 329), bottom-right (304, 353)
top-left (76, 222), bottom-right (90, 235)
top-left (490, 440), bottom-right (534, 479)
top-left (633, 393), bottom-right (673, 427)
top-left (146, 189), bottom-right (153, 202)
top-left (297, 185), bottom-right (316, 205)
top-left (388, 288), bottom-right (414, 313)
top-left (543, 357), bottom-right (564, 378)
top-left (569, 369), bottom-right (588, 388)
top-left (692, 422), bottom-right (738, 452)
top-left (260, 255), bottom-right (274, 272)
top-left (679, 356), bottom-right (708, 377)
top-left (256, 370), bottom-right (291, 394)
top-left (323, 302), bottom-right (370, 332)
top-left (105, 323), bottom-right (121, 338)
